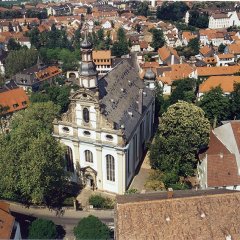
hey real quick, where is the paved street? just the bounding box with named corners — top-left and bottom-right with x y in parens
top-left (10, 203), bottom-right (114, 239)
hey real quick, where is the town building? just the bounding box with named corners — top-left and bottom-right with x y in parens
top-left (92, 50), bottom-right (112, 75)
top-left (115, 189), bottom-right (240, 240)
top-left (0, 201), bottom-right (22, 240)
top-left (53, 33), bottom-right (155, 194)
top-left (208, 11), bottom-right (240, 29)
top-left (198, 121), bottom-right (240, 190)
top-left (198, 76), bottom-right (240, 97)
top-left (14, 63), bottom-right (62, 92)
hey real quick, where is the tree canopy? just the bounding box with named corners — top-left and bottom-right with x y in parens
top-left (198, 86), bottom-right (230, 128)
top-left (74, 215), bottom-right (111, 240)
top-left (156, 1), bottom-right (189, 21)
top-left (150, 28), bottom-right (165, 51)
top-left (111, 28), bottom-right (129, 57)
top-left (150, 101), bottom-right (210, 188)
top-left (30, 84), bottom-right (71, 113)
top-left (28, 219), bottom-right (57, 239)
top-left (189, 10), bottom-right (209, 29)
top-left (0, 102), bottom-right (68, 209)
top-left (136, 2), bottom-right (150, 17)
top-left (5, 48), bottom-right (38, 77)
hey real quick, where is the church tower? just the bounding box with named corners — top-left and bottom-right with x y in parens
top-left (79, 32), bottom-right (98, 89)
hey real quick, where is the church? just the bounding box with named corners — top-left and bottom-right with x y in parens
top-left (53, 33), bottom-right (155, 194)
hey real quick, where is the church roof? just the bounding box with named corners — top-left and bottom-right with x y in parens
top-left (98, 60), bottom-right (154, 141)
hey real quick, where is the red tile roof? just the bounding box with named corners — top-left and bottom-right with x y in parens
top-left (199, 76), bottom-right (240, 93)
top-left (0, 88), bottom-right (29, 114)
top-left (0, 202), bottom-right (15, 239)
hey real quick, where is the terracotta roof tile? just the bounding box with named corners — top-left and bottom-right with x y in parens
top-left (199, 76), bottom-right (240, 93)
top-left (200, 45), bottom-right (213, 56)
top-left (0, 202), bottom-right (14, 239)
top-left (197, 66), bottom-right (240, 77)
top-left (35, 66), bottom-right (62, 81)
top-left (0, 88), bottom-right (29, 114)
top-left (116, 190), bottom-right (240, 240)
top-left (217, 53), bottom-right (234, 59)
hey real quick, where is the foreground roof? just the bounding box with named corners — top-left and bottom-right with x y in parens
top-left (116, 189), bottom-right (240, 240)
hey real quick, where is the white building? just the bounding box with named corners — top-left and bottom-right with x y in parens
top-left (208, 11), bottom-right (240, 29)
top-left (53, 33), bottom-right (155, 194)
top-left (198, 121), bottom-right (240, 191)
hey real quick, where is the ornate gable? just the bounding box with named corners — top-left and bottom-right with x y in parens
top-left (70, 89), bottom-right (99, 104)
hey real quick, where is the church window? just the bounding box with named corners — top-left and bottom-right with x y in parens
top-left (65, 146), bottom-right (74, 172)
top-left (83, 131), bottom-right (91, 136)
top-left (106, 154), bottom-right (115, 182)
top-left (83, 108), bottom-right (89, 123)
top-left (85, 150), bottom-right (93, 163)
top-left (106, 134), bottom-right (113, 141)
top-left (62, 127), bottom-right (70, 133)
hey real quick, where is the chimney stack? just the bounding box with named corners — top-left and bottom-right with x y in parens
top-left (167, 188), bottom-right (173, 199)
top-left (171, 54), bottom-right (175, 65)
top-left (138, 89), bottom-right (143, 114)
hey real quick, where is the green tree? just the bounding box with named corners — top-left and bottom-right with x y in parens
top-left (150, 101), bottom-right (210, 179)
top-left (0, 102), bottom-right (68, 209)
top-left (150, 28), bottom-right (165, 51)
top-left (74, 215), bottom-right (110, 240)
top-left (136, 2), bottom-right (150, 17)
top-left (189, 10), bottom-right (209, 29)
top-left (31, 85), bottom-right (71, 113)
top-left (199, 86), bottom-right (230, 127)
top-left (111, 28), bottom-right (129, 57)
top-left (156, 1), bottom-right (189, 21)
top-left (230, 83), bottom-right (240, 119)
top-left (28, 219), bottom-right (57, 239)
top-left (188, 38), bottom-right (200, 55)
top-left (169, 78), bottom-right (196, 105)
top-left (218, 43), bottom-right (226, 53)
top-left (5, 48), bottom-right (38, 77)
top-left (7, 38), bottom-right (21, 51)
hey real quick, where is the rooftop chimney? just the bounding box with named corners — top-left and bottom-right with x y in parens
top-left (167, 188), bottom-right (173, 199)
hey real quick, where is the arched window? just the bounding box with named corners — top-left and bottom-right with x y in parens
top-left (65, 146), bottom-right (74, 172)
top-left (83, 108), bottom-right (89, 123)
top-left (106, 154), bottom-right (115, 182)
top-left (85, 150), bottom-right (93, 163)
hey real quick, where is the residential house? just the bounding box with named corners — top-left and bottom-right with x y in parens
top-left (47, 3), bottom-right (73, 16)
top-left (129, 35), bottom-right (140, 52)
top-left (158, 45), bottom-right (180, 66)
top-left (199, 45), bottom-right (214, 58)
top-left (225, 43), bottom-right (240, 59)
top-left (198, 121), bottom-right (240, 190)
top-left (196, 65), bottom-right (240, 81)
top-left (14, 64), bottom-right (62, 91)
top-left (165, 33), bottom-right (182, 48)
top-left (92, 50), bottom-right (112, 75)
top-left (0, 201), bottom-right (22, 240)
top-left (215, 53), bottom-right (235, 66)
top-left (208, 11), bottom-right (240, 29)
top-left (157, 63), bottom-right (196, 95)
top-left (53, 35), bottom-right (155, 194)
top-left (181, 31), bottom-right (197, 46)
top-left (115, 189), bottom-right (240, 240)
top-left (198, 75), bottom-right (240, 97)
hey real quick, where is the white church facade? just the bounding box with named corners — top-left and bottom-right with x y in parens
top-left (53, 33), bottom-right (155, 194)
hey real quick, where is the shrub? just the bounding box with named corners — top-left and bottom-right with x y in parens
top-left (74, 215), bottom-right (110, 240)
top-left (28, 219), bottom-right (57, 239)
top-left (89, 194), bottom-right (114, 209)
top-left (63, 196), bottom-right (75, 206)
top-left (125, 188), bottom-right (138, 195)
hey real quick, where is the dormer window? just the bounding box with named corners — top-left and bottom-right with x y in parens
top-left (22, 101), bottom-right (27, 106)
top-left (13, 103), bottom-right (19, 109)
top-left (83, 107), bottom-right (89, 123)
